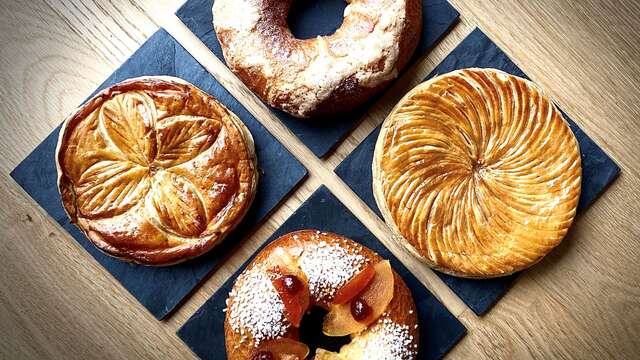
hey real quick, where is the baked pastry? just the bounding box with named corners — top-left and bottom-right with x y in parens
top-left (224, 230), bottom-right (418, 360)
top-left (373, 68), bottom-right (582, 278)
top-left (56, 76), bottom-right (258, 266)
top-left (213, 0), bottom-right (422, 118)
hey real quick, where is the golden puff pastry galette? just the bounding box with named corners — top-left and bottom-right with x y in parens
top-left (56, 76), bottom-right (258, 265)
top-left (373, 68), bottom-right (582, 278)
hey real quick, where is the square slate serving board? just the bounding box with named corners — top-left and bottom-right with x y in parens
top-left (335, 28), bottom-right (621, 316)
top-left (10, 29), bottom-right (307, 320)
top-left (177, 186), bottom-right (466, 360)
top-left (177, 0), bottom-right (460, 157)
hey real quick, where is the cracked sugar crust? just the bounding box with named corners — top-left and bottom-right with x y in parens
top-left (213, 0), bottom-right (422, 117)
top-left (56, 76), bottom-right (258, 265)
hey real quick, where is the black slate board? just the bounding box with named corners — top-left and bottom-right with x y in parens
top-left (335, 28), bottom-right (621, 316)
top-left (177, 186), bottom-right (466, 360)
top-left (177, 0), bottom-right (460, 157)
top-left (10, 29), bottom-right (307, 320)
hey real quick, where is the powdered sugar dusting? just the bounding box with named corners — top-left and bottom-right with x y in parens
top-left (213, 0), bottom-right (408, 117)
top-left (299, 236), bottom-right (367, 301)
top-left (363, 316), bottom-right (418, 359)
top-left (226, 267), bottom-right (289, 346)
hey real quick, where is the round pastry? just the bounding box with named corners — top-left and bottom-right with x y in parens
top-left (56, 76), bottom-right (258, 266)
top-left (373, 68), bottom-right (582, 278)
top-left (224, 230), bottom-right (419, 360)
top-left (212, 0), bottom-right (422, 118)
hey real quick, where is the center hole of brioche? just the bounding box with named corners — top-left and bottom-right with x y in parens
top-left (298, 307), bottom-right (350, 354)
top-left (287, 0), bottom-right (347, 39)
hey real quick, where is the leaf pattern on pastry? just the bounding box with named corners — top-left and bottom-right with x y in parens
top-left (75, 93), bottom-right (231, 236)
top-left (100, 91), bottom-right (157, 165)
top-left (57, 79), bottom-right (258, 265)
top-left (151, 171), bottom-right (207, 237)
top-left (373, 68), bottom-right (582, 277)
top-left (154, 115), bottom-right (222, 168)
top-left (76, 160), bottom-right (150, 218)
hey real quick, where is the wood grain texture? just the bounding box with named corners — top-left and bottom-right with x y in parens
top-left (0, 0), bottom-right (639, 359)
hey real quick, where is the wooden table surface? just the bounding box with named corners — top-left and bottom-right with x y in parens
top-left (1, 1), bottom-right (639, 359)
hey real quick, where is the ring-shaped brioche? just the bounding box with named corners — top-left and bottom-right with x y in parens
top-left (56, 76), bottom-right (258, 266)
top-left (373, 68), bottom-right (582, 278)
top-left (213, 0), bottom-right (422, 118)
top-left (224, 230), bottom-right (418, 360)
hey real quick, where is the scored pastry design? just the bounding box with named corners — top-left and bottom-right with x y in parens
top-left (224, 230), bottom-right (418, 360)
top-left (56, 77), bottom-right (258, 265)
top-left (213, 0), bottom-right (422, 118)
top-left (373, 68), bottom-right (582, 278)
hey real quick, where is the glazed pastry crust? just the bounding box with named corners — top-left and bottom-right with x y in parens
top-left (213, 0), bottom-right (422, 118)
top-left (224, 230), bottom-right (418, 360)
top-left (373, 68), bottom-right (582, 278)
top-left (56, 76), bottom-right (258, 266)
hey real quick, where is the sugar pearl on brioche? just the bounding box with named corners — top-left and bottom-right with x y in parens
top-left (224, 230), bottom-right (419, 360)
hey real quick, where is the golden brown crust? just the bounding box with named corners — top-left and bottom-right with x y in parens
top-left (224, 230), bottom-right (418, 360)
top-left (373, 68), bottom-right (582, 278)
top-left (213, 0), bottom-right (422, 118)
top-left (56, 76), bottom-right (258, 266)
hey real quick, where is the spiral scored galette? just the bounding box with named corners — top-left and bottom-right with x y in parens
top-left (224, 230), bottom-right (419, 360)
top-left (373, 68), bottom-right (582, 278)
top-left (56, 77), bottom-right (258, 265)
